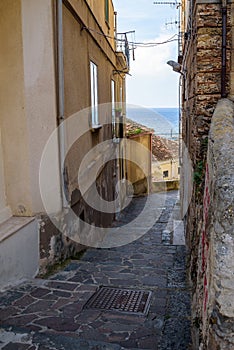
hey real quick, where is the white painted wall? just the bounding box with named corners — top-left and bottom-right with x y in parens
top-left (0, 218), bottom-right (39, 290)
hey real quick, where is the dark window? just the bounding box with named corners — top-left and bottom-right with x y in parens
top-left (105, 0), bottom-right (109, 23)
top-left (178, 167), bottom-right (180, 175)
top-left (163, 170), bottom-right (169, 178)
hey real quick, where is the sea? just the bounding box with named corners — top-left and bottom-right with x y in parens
top-left (126, 106), bottom-right (179, 140)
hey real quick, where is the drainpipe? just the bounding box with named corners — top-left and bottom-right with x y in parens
top-left (221, 0), bottom-right (227, 97)
top-left (57, 0), bottom-right (68, 208)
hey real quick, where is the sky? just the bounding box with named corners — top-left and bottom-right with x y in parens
top-left (112, 0), bottom-right (180, 108)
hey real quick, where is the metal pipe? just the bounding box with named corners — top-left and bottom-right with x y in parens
top-left (221, 0), bottom-right (227, 97)
top-left (114, 11), bottom-right (117, 39)
top-left (57, 0), bottom-right (68, 208)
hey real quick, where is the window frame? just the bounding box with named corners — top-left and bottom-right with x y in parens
top-left (90, 61), bottom-right (99, 127)
top-left (111, 79), bottom-right (116, 137)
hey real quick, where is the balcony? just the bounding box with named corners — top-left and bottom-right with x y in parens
top-left (116, 33), bottom-right (130, 72)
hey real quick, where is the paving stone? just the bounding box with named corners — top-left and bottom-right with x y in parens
top-left (3, 314), bottom-right (38, 326)
top-left (0, 291), bottom-right (24, 307)
top-left (76, 285), bottom-right (98, 292)
top-left (44, 281), bottom-right (78, 291)
top-left (0, 307), bottom-right (19, 321)
top-left (141, 276), bottom-right (167, 288)
top-left (2, 343), bottom-right (31, 350)
top-left (60, 302), bottom-right (83, 318)
top-left (0, 191), bottom-right (191, 349)
top-left (13, 295), bottom-right (35, 308)
top-left (22, 300), bottom-right (54, 314)
top-left (30, 288), bottom-right (50, 299)
top-left (119, 338), bottom-right (138, 349)
top-left (53, 290), bottom-right (72, 298)
top-left (137, 336), bottom-right (158, 349)
top-left (36, 317), bottom-right (79, 332)
top-left (109, 332), bottom-right (130, 343)
top-left (51, 298), bottom-right (71, 310)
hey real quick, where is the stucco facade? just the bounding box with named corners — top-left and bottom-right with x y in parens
top-left (0, 0), bottom-right (129, 287)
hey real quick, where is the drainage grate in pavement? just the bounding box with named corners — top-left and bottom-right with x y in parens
top-left (83, 286), bottom-right (152, 315)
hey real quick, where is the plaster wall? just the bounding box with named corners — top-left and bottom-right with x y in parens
top-left (0, 218), bottom-right (39, 290)
top-left (0, 130), bottom-right (11, 223)
top-left (0, 0), bottom-right (61, 216)
top-left (126, 133), bottom-right (152, 195)
top-left (21, 0), bottom-right (61, 214)
top-left (0, 0), bottom-right (32, 216)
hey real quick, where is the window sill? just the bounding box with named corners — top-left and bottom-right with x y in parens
top-left (91, 124), bottom-right (102, 132)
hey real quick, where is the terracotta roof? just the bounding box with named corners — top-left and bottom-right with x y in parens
top-left (126, 118), bottom-right (179, 161)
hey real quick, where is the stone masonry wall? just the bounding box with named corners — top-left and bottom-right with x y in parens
top-left (182, 3), bottom-right (229, 289)
top-left (181, 2), bottom-right (233, 348)
top-left (194, 98), bottom-right (234, 349)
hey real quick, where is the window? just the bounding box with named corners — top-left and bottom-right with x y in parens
top-left (163, 170), bottom-right (169, 178)
top-left (178, 167), bottom-right (180, 175)
top-left (90, 61), bottom-right (99, 126)
top-left (105, 0), bottom-right (109, 23)
top-left (111, 80), bottom-right (116, 137)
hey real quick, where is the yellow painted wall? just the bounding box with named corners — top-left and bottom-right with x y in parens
top-left (0, 0), bottom-right (60, 216)
top-left (126, 133), bottom-right (152, 194)
top-left (0, 0), bottom-right (127, 215)
top-left (62, 1), bottom-right (127, 197)
top-left (152, 159), bottom-right (180, 182)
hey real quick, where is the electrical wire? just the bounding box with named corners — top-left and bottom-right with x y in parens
top-left (83, 26), bottom-right (178, 48)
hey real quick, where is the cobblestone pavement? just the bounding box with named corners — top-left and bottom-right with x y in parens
top-left (0, 191), bottom-right (192, 349)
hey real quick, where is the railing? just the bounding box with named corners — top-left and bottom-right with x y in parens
top-left (116, 33), bottom-right (130, 69)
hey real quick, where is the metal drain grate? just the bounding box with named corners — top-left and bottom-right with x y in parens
top-left (83, 286), bottom-right (152, 315)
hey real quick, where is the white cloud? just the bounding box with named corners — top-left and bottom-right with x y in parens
top-left (113, 0), bottom-right (180, 107)
top-left (130, 35), bottom-right (176, 78)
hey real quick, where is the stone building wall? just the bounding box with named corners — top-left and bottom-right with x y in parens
top-left (193, 98), bottom-right (234, 349)
top-left (182, 0), bottom-right (232, 293)
top-left (181, 1), bottom-right (234, 348)
top-left (182, 2), bottom-right (231, 292)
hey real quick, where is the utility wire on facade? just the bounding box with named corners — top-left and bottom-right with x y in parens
top-left (83, 26), bottom-right (178, 48)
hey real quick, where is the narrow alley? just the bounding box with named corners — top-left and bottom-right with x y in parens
top-left (0, 191), bottom-right (191, 350)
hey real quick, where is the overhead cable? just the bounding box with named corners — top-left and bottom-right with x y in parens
top-left (83, 26), bottom-right (178, 48)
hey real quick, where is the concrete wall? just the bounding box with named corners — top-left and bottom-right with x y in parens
top-left (192, 98), bottom-right (234, 349)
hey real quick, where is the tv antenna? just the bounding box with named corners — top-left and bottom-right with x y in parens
top-left (153, 1), bottom-right (181, 9)
top-left (153, 1), bottom-right (182, 57)
top-left (165, 19), bottom-right (179, 30)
